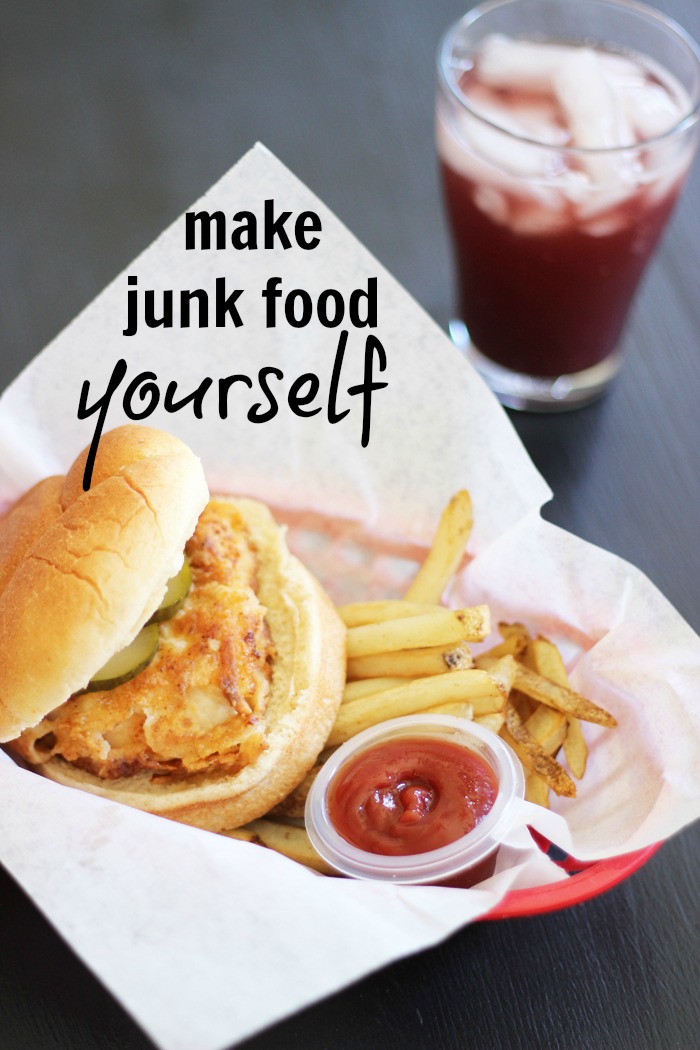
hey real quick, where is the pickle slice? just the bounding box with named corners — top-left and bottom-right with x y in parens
top-left (148, 558), bottom-right (192, 624)
top-left (85, 623), bottom-right (159, 693)
top-left (78, 556), bottom-right (190, 695)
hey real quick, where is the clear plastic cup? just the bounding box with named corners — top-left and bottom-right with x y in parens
top-left (305, 714), bottom-right (525, 887)
top-left (437, 0), bottom-right (700, 410)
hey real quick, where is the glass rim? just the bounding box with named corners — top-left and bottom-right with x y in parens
top-left (437, 0), bottom-right (700, 155)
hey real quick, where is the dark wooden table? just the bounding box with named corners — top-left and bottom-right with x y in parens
top-left (2, 2), bottom-right (699, 1048)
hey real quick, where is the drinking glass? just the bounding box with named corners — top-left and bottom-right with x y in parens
top-left (437, 0), bottom-right (700, 409)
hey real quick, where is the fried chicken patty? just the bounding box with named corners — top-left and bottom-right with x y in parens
top-left (12, 499), bottom-right (274, 779)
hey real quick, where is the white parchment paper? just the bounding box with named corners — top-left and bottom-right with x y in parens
top-left (1, 144), bottom-right (699, 1050)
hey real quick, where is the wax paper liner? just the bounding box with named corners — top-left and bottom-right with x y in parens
top-left (1, 144), bottom-right (699, 1050)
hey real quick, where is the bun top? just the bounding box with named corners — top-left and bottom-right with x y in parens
top-left (0, 425), bottom-right (209, 741)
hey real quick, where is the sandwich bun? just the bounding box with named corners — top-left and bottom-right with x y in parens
top-left (0, 425), bottom-right (346, 833)
top-left (0, 425), bottom-right (209, 739)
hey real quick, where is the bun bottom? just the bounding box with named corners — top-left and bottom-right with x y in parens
top-left (40, 497), bottom-right (346, 833)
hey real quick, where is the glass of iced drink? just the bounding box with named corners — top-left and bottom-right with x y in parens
top-left (437, 0), bottom-right (700, 409)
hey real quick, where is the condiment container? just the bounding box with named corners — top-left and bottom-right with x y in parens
top-left (305, 714), bottom-right (525, 887)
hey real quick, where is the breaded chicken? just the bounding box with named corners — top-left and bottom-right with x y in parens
top-left (13, 500), bottom-right (274, 780)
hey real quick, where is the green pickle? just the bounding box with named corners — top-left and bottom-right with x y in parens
top-left (84, 558), bottom-right (191, 692)
top-left (84, 623), bottom-right (160, 693)
top-left (147, 558), bottom-right (192, 624)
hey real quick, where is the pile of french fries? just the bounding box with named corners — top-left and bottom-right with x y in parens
top-left (224, 490), bottom-right (616, 873)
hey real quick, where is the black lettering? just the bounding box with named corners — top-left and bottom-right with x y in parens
top-left (261, 277), bottom-right (283, 328)
top-left (328, 330), bottom-right (350, 425)
top-left (249, 367), bottom-right (283, 423)
top-left (186, 206), bottom-right (322, 252)
top-left (347, 334), bottom-right (388, 447)
top-left (317, 288), bottom-right (344, 328)
top-left (124, 371), bottom-right (160, 420)
top-left (349, 277), bottom-right (377, 328)
top-left (218, 375), bottom-right (253, 419)
top-left (185, 210), bottom-right (226, 250)
top-left (264, 198), bottom-right (292, 249)
top-left (231, 210), bottom-right (257, 250)
top-left (180, 288), bottom-right (209, 328)
top-left (144, 289), bottom-right (173, 330)
top-left (295, 211), bottom-right (322, 249)
top-left (288, 373), bottom-right (321, 417)
top-left (77, 358), bottom-right (128, 490)
top-left (285, 288), bottom-right (312, 328)
top-left (123, 275), bottom-right (139, 337)
top-left (164, 377), bottom-right (213, 418)
top-left (215, 278), bottom-right (244, 327)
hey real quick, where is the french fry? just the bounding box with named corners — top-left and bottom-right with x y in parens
top-left (405, 490), bottom-right (473, 603)
top-left (563, 715), bottom-right (588, 779)
top-left (329, 669), bottom-right (505, 747)
top-left (474, 653), bottom-right (518, 695)
top-left (524, 703), bottom-right (567, 756)
top-left (474, 711), bottom-right (506, 734)
top-left (524, 635), bottom-right (588, 779)
top-left (502, 706), bottom-right (576, 798)
top-left (224, 819), bottom-right (335, 875)
top-left (343, 677), bottom-right (407, 702)
top-left (498, 622), bottom-right (532, 647)
top-left (477, 632), bottom-right (528, 661)
top-left (507, 690), bottom-right (538, 721)
top-left (347, 641), bottom-right (472, 681)
top-left (428, 701), bottom-right (474, 720)
top-left (346, 605), bottom-right (489, 658)
top-left (523, 634), bottom-right (568, 681)
top-left (442, 642), bottom-right (475, 671)
top-left (269, 766), bottom-right (322, 820)
top-left (337, 599), bottom-right (447, 628)
top-left (513, 663), bottom-right (616, 728)
top-left (525, 772), bottom-right (550, 808)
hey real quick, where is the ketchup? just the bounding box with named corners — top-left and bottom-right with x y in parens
top-left (327, 737), bottom-right (498, 856)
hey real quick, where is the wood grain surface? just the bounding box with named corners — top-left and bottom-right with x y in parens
top-left (1, 2), bottom-right (699, 1048)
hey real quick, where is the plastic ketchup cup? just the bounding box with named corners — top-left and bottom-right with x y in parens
top-left (305, 715), bottom-right (525, 887)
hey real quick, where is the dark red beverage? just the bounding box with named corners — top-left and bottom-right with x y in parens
top-left (439, 157), bottom-right (682, 376)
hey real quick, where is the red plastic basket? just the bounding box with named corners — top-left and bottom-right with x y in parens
top-left (485, 834), bottom-right (661, 919)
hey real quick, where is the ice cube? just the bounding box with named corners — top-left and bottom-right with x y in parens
top-left (438, 104), bottom-right (571, 202)
top-left (585, 214), bottom-right (628, 237)
top-left (436, 107), bottom-right (490, 182)
top-left (472, 185), bottom-right (510, 225)
top-left (597, 51), bottom-right (647, 80)
top-left (508, 97), bottom-right (569, 145)
top-left (477, 87), bottom-right (567, 143)
top-left (645, 166), bottom-right (686, 205)
top-left (437, 108), bottom-right (523, 192)
top-left (462, 115), bottom-right (554, 178)
top-left (462, 84), bottom-right (533, 137)
top-left (509, 201), bottom-right (570, 236)
top-left (477, 35), bottom-right (580, 92)
top-left (553, 48), bottom-right (635, 148)
top-left (556, 168), bottom-right (595, 204)
top-left (552, 48), bottom-right (636, 183)
top-left (618, 78), bottom-right (684, 140)
top-left (461, 82), bottom-right (568, 146)
top-left (639, 55), bottom-right (692, 115)
top-left (476, 35), bottom-right (643, 94)
top-left (574, 184), bottom-right (636, 219)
